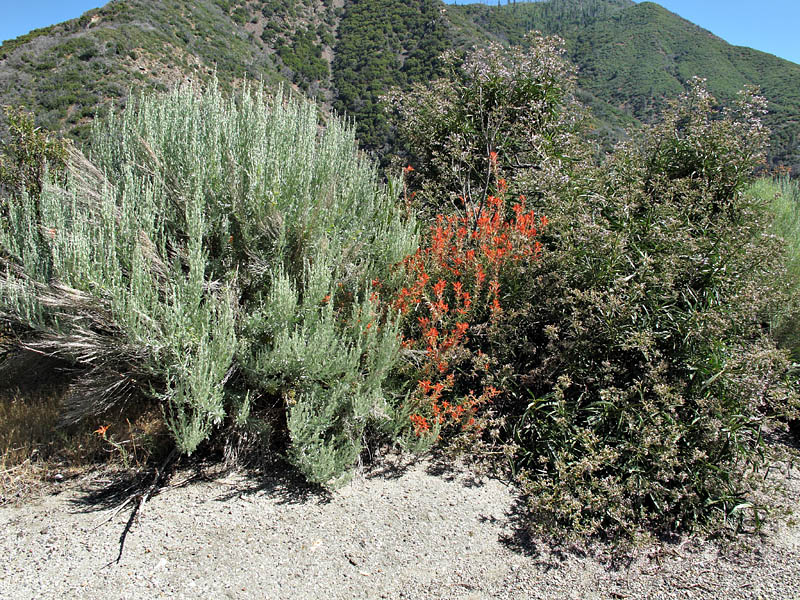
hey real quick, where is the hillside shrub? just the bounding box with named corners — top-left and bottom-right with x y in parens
top-left (505, 80), bottom-right (798, 538)
top-left (0, 83), bottom-right (418, 485)
top-left (384, 33), bottom-right (587, 219)
top-left (0, 106), bottom-right (68, 203)
top-left (332, 0), bottom-right (450, 158)
top-left (0, 105), bottom-right (69, 368)
top-left (390, 35), bottom-right (798, 538)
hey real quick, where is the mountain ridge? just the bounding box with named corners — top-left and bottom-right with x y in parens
top-left (0, 0), bottom-right (797, 170)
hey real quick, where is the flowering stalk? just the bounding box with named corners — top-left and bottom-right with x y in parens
top-left (391, 154), bottom-right (545, 436)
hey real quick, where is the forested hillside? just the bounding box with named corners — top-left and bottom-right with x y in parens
top-left (332, 0), bottom-right (449, 153)
top-left (568, 2), bottom-right (800, 168)
top-left (445, 0), bottom-right (800, 169)
top-left (1, 0), bottom-right (798, 168)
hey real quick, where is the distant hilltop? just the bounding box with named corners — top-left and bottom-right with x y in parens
top-left (1, 0), bottom-right (798, 169)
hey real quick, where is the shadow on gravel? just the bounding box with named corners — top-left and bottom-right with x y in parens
top-left (495, 492), bottom-right (637, 569)
top-left (420, 448), bottom-right (504, 489)
top-left (359, 446), bottom-right (489, 484)
top-left (363, 450), bottom-right (419, 481)
top-left (495, 494), bottom-right (544, 559)
top-left (424, 459), bottom-right (487, 489)
top-left (68, 449), bottom-right (194, 514)
top-left (211, 462), bottom-right (332, 506)
top-left (65, 452), bottom-right (337, 566)
top-left (68, 452), bottom-right (335, 514)
top-left (68, 469), bottom-right (156, 513)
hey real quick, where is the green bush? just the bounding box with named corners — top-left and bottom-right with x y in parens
top-left (0, 83), bottom-right (418, 485)
top-left (275, 31), bottom-right (329, 85)
top-left (505, 80), bottom-right (798, 538)
top-left (390, 37), bottom-right (798, 538)
top-left (0, 106), bottom-right (68, 202)
top-left (384, 33), bottom-right (588, 218)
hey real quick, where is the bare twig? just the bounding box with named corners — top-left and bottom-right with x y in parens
top-left (102, 448), bottom-right (179, 567)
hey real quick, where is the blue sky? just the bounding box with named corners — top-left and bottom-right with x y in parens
top-left (1, 1), bottom-right (105, 42)
top-left (2, 1), bottom-right (799, 65)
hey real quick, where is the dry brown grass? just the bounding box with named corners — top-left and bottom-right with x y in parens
top-left (0, 380), bottom-right (168, 504)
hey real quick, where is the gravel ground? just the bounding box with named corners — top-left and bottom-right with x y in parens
top-left (1, 452), bottom-right (799, 600)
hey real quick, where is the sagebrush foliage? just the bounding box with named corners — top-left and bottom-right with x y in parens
top-left (0, 83), bottom-right (417, 483)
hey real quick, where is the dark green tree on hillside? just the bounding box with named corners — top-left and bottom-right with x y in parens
top-left (332, 0), bottom-right (449, 157)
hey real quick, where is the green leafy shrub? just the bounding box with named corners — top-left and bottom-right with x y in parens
top-left (0, 83), bottom-right (418, 485)
top-left (505, 80), bottom-right (798, 538)
top-left (384, 33), bottom-right (587, 218)
top-left (0, 106), bottom-right (68, 203)
top-left (390, 37), bottom-right (798, 538)
top-left (0, 105), bottom-right (69, 368)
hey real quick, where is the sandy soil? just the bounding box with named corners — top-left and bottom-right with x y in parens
top-left (1, 451), bottom-right (799, 600)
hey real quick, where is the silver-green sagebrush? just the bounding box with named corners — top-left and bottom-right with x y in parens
top-left (0, 82), bottom-right (418, 484)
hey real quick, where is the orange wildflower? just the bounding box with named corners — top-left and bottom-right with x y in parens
top-left (409, 414), bottom-right (430, 435)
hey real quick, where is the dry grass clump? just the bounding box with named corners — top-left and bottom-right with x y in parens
top-left (0, 379), bottom-right (168, 504)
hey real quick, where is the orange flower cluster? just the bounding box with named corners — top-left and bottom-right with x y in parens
top-left (391, 167), bottom-right (546, 437)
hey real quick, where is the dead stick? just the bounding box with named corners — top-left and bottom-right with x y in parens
top-left (106, 448), bottom-right (179, 566)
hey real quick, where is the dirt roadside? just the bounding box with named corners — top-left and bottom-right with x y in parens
top-left (1, 450), bottom-right (799, 600)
